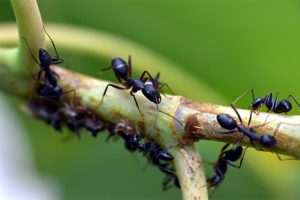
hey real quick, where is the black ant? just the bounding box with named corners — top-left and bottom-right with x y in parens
top-left (22, 25), bottom-right (63, 87)
top-left (113, 122), bottom-right (179, 190)
top-left (100, 56), bottom-right (182, 125)
top-left (139, 139), bottom-right (174, 165)
top-left (22, 26), bottom-right (75, 103)
top-left (207, 143), bottom-right (247, 195)
top-left (217, 103), bottom-right (277, 147)
top-left (234, 89), bottom-right (300, 114)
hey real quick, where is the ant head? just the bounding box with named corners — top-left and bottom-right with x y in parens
top-left (251, 98), bottom-right (264, 110)
top-left (39, 48), bottom-right (52, 69)
top-left (111, 57), bottom-right (129, 80)
top-left (274, 100), bottom-right (292, 113)
top-left (142, 80), bottom-right (161, 104)
top-left (217, 114), bottom-right (237, 130)
top-left (260, 134), bottom-right (277, 147)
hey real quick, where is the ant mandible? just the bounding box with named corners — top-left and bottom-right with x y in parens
top-left (216, 103), bottom-right (277, 148)
top-left (100, 56), bottom-right (182, 125)
top-left (207, 143), bottom-right (247, 195)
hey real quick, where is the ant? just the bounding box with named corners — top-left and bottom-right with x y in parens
top-left (22, 25), bottom-right (63, 87)
top-left (217, 103), bottom-right (277, 147)
top-left (113, 122), bottom-right (179, 190)
top-left (234, 89), bottom-right (300, 114)
top-left (100, 56), bottom-right (182, 125)
top-left (22, 26), bottom-right (75, 103)
top-left (207, 143), bottom-right (247, 195)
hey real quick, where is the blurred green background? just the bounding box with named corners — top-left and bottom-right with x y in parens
top-left (1, 0), bottom-right (300, 199)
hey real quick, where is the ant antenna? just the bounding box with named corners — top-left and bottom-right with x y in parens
top-left (42, 24), bottom-right (63, 62)
top-left (21, 37), bottom-right (40, 66)
top-left (21, 37), bottom-right (40, 80)
top-left (156, 102), bottom-right (183, 126)
top-left (229, 103), bottom-right (244, 125)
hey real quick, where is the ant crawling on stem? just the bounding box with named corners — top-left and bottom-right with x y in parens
top-left (100, 55), bottom-right (182, 125)
top-left (233, 89), bottom-right (300, 123)
top-left (217, 103), bottom-right (277, 147)
top-left (22, 25), bottom-right (64, 87)
top-left (207, 143), bottom-right (247, 195)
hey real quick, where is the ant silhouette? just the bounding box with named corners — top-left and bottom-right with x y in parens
top-left (234, 89), bottom-right (300, 115)
top-left (207, 143), bottom-right (247, 195)
top-left (22, 25), bottom-right (63, 87)
top-left (100, 56), bottom-right (182, 125)
top-left (22, 26), bottom-right (76, 103)
top-left (217, 103), bottom-right (277, 148)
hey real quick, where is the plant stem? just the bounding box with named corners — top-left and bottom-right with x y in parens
top-left (10, 0), bottom-right (44, 72)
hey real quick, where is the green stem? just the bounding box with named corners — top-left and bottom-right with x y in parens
top-left (10, 0), bottom-right (44, 72)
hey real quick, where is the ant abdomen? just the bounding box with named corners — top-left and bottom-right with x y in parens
top-left (224, 146), bottom-right (243, 162)
top-left (111, 58), bottom-right (128, 80)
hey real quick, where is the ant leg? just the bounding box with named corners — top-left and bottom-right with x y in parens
top-left (139, 70), bottom-right (155, 81)
top-left (128, 55), bottom-right (132, 78)
top-left (51, 59), bottom-right (64, 65)
top-left (64, 89), bottom-right (76, 106)
top-left (286, 95), bottom-right (300, 107)
top-left (159, 83), bottom-right (174, 95)
top-left (162, 175), bottom-right (174, 191)
top-left (247, 110), bottom-right (253, 126)
top-left (100, 84), bottom-right (128, 105)
top-left (275, 153), bottom-right (298, 161)
top-left (154, 72), bottom-right (160, 82)
top-left (130, 91), bottom-right (143, 116)
top-left (37, 71), bottom-right (43, 81)
top-left (43, 24), bottom-right (63, 63)
top-left (227, 146), bottom-right (249, 169)
top-left (101, 66), bottom-right (112, 71)
top-left (219, 130), bottom-right (237, 134)
top-left (114, 71), bottom-right (123, 84)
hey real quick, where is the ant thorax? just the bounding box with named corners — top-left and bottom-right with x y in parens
top-left (127, 78), bottom-right (144, 90)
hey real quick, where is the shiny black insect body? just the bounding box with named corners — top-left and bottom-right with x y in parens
top-left (51, 104), bottom-right (105, 139)
top-left (235, 89), bottom-right (300, 114)
top-left (23, 26), bottom-right (63, 87)
top-left (37, 84), bottom-right (64, 102)
top-left (100, 56), bottom-right (182, 125)
top-left (207, 144), bottom-right (246, 195)
top-left (100, 56), bottom-right (161, 113)
top-left (139, 140), bottom-right (174, 164)
top-left (217, 104), bottom-right (277, 147)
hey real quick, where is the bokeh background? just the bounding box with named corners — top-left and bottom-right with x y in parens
top-left (1, 0), bottom-right (300, 199)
